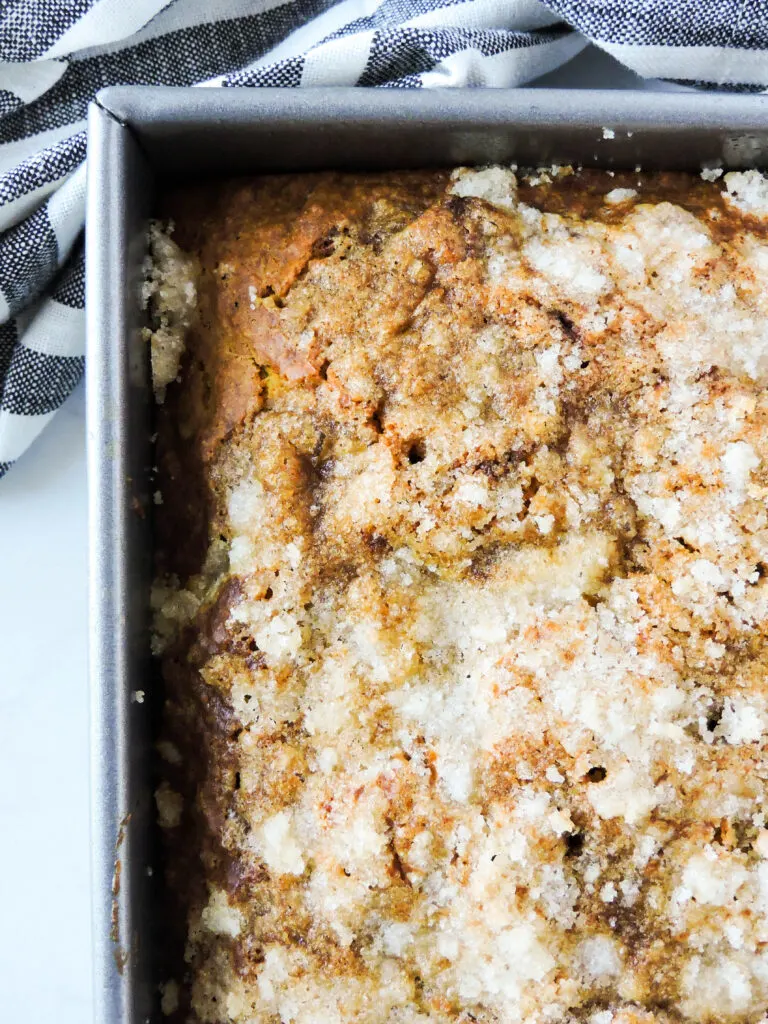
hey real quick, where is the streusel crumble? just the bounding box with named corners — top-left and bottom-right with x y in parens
top-left (152, 165), bottom-right (768, 1024)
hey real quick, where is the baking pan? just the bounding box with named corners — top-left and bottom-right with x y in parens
top-left (86, 84), bottom-right (768, 1024)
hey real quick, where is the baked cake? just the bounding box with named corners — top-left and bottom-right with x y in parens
top-left (150, 165), bottom-right (768, 1023)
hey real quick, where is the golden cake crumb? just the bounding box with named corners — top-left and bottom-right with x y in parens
top-left (154, 165), bottom-right (768, 1024)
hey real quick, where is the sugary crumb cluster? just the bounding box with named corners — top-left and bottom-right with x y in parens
top-left (153, 165), bottom-right (768, 1024)
top-left (143, 221), bottom-right (199, 403)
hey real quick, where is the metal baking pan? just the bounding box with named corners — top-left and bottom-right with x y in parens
top-left (86, 84), bottom-right (768, 1024)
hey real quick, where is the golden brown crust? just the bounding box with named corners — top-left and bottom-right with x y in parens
top-left (154, 166), bottom-right (768, 1024)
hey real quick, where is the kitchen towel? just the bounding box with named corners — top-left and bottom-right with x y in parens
top-left (0, 0), bottom-right (766, 477)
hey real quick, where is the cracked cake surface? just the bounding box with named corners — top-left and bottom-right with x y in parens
top-left (152, 165), bottom-right (768, 1024)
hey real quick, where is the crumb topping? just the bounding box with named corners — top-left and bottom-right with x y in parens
top-left (155, 166), bottom-right (768, 1024)
top-left (143, 221), bottom-right (199, 402)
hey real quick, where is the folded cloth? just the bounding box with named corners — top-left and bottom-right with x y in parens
top-left (0, 0), bottom-right (765, 477)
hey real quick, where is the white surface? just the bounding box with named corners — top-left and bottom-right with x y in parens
top-left (0, 381), bottom-right (91, 1022)
top-left (0, 49), bottom-right (658, 1023)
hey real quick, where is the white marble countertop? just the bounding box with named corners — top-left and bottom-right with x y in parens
top-left (0, 50), bottom-right (663, 1022)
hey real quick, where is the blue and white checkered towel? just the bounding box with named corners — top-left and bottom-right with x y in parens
top-left (1, 0), bottom-right (767, 478)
